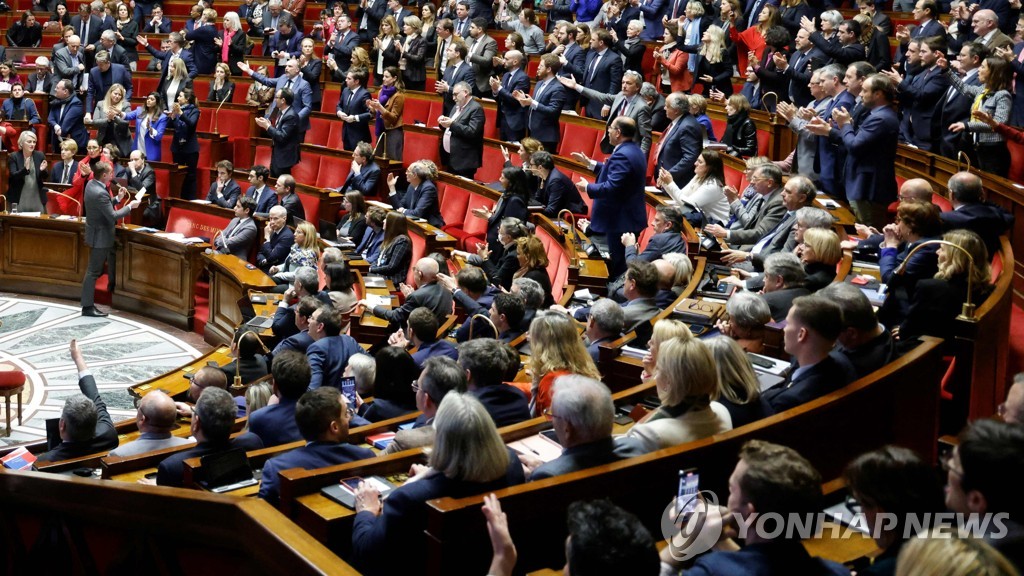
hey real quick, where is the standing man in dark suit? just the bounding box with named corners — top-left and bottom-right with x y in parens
top-left (810, 64), bottom-right (855, 197)
top-left (894, 0), bottom-right (944, 65)
top-left (356, 0), bottom-right (387, 43)
top-left (514, 53), bottom-right (566, 153)
top-left (560, 70), bottom-right (653, 154)
top-left (257, 206), bottom-right (296, 272)
top-left (336, 67), bottom-right (372, 152)
top-left (489, 49), bottom-right (531, 142)
top-left (98, 30), bottom-right (131, 68)
top-left (884, 35), bottom-right (949, 153)
top-left (439, 81), bottom-right (484, 178)
top-left (81, 162), bottom-right (140, 317)
top-left (48, 79), bottom-right (89, 157)
top-left (552, 21), bottom-right (586, 111)
top-left (653, 92), bottom-right (702, 186)
top-left (857, 0), bottom-right (892, 36)
top-left (638, 0), bottom-right (667, 40)
top-left (86, 50), bottom-right (132, 111)
top-left (71, 3), bottom-right (103, 67)
top-left (240, 58), bottom-right (313, 142)
top-left (385, 0), bottom-right (412, 29)
top-left (257, 88), bottom-right (301, 177)
top-left (804, 17), bottom-right (866, 67)
top-left (571, 117), bottom-right (648, 278)
top-left (246, 165), bottom-right (278, 215)
top-left (762, 295), bottom-right (856, 414)
top-left (773, 28), bottom-right (827, 108)
top-left (580, 30), bottom-right (623, 119)
top-left (937, 42), bottom-right (984, 161)
top-left (434, 39), bottom-right (475, 115)
top-left (327, 14), bottom-right (360, 75)
top-left (52, 34), bottom-right (86, 97)
top-left (528, 151), bottom-right (587, 217)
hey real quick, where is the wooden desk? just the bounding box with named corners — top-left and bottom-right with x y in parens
top-left (129, 346), bottom-right (234, 400)
top-left (204, 253), bottom-right (277, 346)
top-left (0, 214), bottom-right (89, 299)
top-left (350, 270), bottom-right (397, 343)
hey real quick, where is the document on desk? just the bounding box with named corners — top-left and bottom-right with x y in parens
top-left (367, 200), bottom-right (393, 210)
top-left (154, 232), bottom-right (205, 244)
top-left (508, 433), bottom-right (562, 463)
top-left (364, 294), bottom-right (392, 307)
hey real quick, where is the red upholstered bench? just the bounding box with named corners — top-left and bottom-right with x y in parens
top-left (253, 145), bottom-right (272, 170)
top-left (0, 368), bottom-right (25, 437)
top-left (534, 225), bottom-right (569, 303)
top-left (403, 95), bottom-right (434, 126)
top-left (316, 155), bottom-right (352, 190)
top-left (307, 116), bottom-right (334, 147)
top-left (475, 146), bottom-right (505, 183)
top-left (165, 206), bottom-right (232, 241)
top-left (723, 163), bottom-right (743, 192)
top-left (292, 154), bottom-right (320, 186)
top-left (445, 188), bottom-right (496, 250)
top-left (754, 129), bottom-right (769, 159)
top-left (407, 229), bottom-right (427, 286)
top-left (297, 190), bottom-right (322, 224)
top-left (482, 106), bottom-right (499, 140)
top-left (321, 86), bottom-right (341, 113)
top-left (403, 129), bottom-right (441, 168)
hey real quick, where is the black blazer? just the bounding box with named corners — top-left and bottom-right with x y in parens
top-left (445, 99), bottom-right (484, 174)
top-left (337, 213), bottom-right (367, 243)
top-left (523, 267), bottom-right (555, 307)
top-left (208, 81), bottom-right (235, 103)
top-left (762, 353), bottom-right (857, 414)
top-left (401, 35), bottom-right (428, 84)
top-left (300, 58), bottom-right (323, 107)
top-left (7, 150), bottom-right (49, 208)
top-left (225, 29), bottom-right (249, 75)
top-left (370, 235), bottom-right (413, 285)
top-left (481, 244), bottom-right (519, 289)
top-left (486, 193), bottom-right (529, 247)
top-left (723, 112), bottom-right (758, 157)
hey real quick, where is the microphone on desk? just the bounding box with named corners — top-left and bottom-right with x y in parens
top-left (467, 313), bottom-right (498, 340)
top-left (894, 239), bottom-right (978, 321)
top-left (46, 189), bottom-right (82, 219)
top-left (212, 91), bottom-right (231, 134)
top-left (558, 209), bottom-right (580, 268)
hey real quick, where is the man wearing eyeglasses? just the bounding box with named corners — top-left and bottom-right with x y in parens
top-left (704, 164), bottom-right (787, 252)
top-left (380, 357), bottom-right (465, 455)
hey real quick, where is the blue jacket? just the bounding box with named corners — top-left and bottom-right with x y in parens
top-left (257, 226), bottom-right (294, 269)
top-left (396, 180), bottom-right (444, 228)
top-left (471, 385), bottom-right (531, 427)
top-left (251, 72), bottom-right (313, 132)
top-left (307, 334), bottom-right (368, 390)
top-left (259, 441), bottom-right (374, 505)
top-left (206, 179), bottom-right (243, 209)
top-left (625, 231), bottom-right (687, 263)
top-left (248, 397), bottom-right (303, 447)
top-left (271, 329), bottom-right (314, 358)
top-left (586, 141), bottom-right (648, 235)
top-left (170, 104), bottom-right (200, 154)
top-left (355, 226), bottom-right (384, 263)
top-left (411, 339), bottom-right (459, 369)
top-left (528, 77), bottom-right (566, 143)
top-left (48, 95), bottom-right (89, 151)
top-left (339, 161), bottom-right (380, 196)
top-left (124, 107), bottom-right (167, 161)
top-left (657, 114), bottom-right (703, 186)
top-left (493, 67), bottom-right (531, 138)
top-left (246, 184), bottom-right (279, 215)
top-left (539, 168), bottom-right (587, 218)
top-left (840, 105), bottom-right (899, 205)
top-left (762, 353), bottom-right (856, 414)
top-left (338, 86), bottom-right (372, 151)
top-left (1, 97), bottom-right (40, 124)
top-left (816, 89), bottom-right (855, 193)
top-left (87, 63), bottom-right (132, 111)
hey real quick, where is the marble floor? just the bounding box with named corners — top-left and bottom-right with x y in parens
top-left (0, 296), bottom-right (206, 446)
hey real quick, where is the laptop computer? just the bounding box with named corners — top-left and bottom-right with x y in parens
top-left (198, 448), bottom-right (259, 493)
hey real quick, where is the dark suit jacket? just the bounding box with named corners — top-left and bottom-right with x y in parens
top-left (258, 226), bottom-right (295, 269)
top-left (142, 17), bottom-right (172, 33)
top-left (762, 285), bottom-right (811, 322)
top-left (219, 356), bottom-right (269, 386)
top-left (941, 202), bottom-right (1013, 256)
top-left (538, 168), bottom-right (587, 218)
top-left (259, 440), bottom-right (374, 504)
top-left (267, 106), bottom-right (301, 173)
top-left (493, 68), bottom-right (531, 139)
top-left (156, 433), bottom-right (264, 487)
top-left (71, 14), bottom-right (103, 47)
top-left (329, 29), bottom-right (361, 73)
top-left (248, 397), bottom-right (303, 447)
top-left (439, 61), bottom-right (476, 115)
top-left (52, 159), bottom-right (79, 185)
top-left (531, 437), bottom-right (646, 481)
top-left (338, 86), bottom-right (372, 150)
top-left (84, 179), bottom-right (132, 248)
top-left (840, 105), bottom-right (899, 205)
top-left (339, 161), bottom-right (380, 196)
top-left (446, 99), bottom-right (484, 173)
top-left (528, 77), bottom-right (566, 144)
top-left (657, 114), bottom-right (703, 186)
top-left (396, 180), bottom-right (444, 228)
top-left (587, 141), bottom-right (648, 236)
top-left (247, 184), bottom-right (278, 215)
top-left (937, 72), bottom-right (981, 159)
top-left (206, 179), bottom-right (243, 209)
top-left (127, 164), bottom-right (157, 198)
top-left (626, 231), bottom-right (687, 263)
top-left (35, 375), bottom-right (118, 462)
top-left (581, 49), bottom-right (623, 118)
top-left (816, 89), bottom-right (855, 192)
top-left (471, 386), bottom-right (531, 427)
top-left (307, 334), bottom-right (367, 390)
top-left (144, 45), bottom-right (198, 94)
top-left (762, 353), bottom-right (857, 414)
top-left (351, 448), bottom-right (524, 574)
top-left (279, 192), bottom-right (304, 226)
top-left (898, 65), bottom-right (949, 151)
top-left (689, 540), bottom-right (849, 575)
top-left (170, 104), bottom-right (200, 154)
top-left (48, 96), bottom-right (89, 151)
top-left (186, 23), bottom-right (221, 75)
top-left (782, 46), bottom-right (828, 107)
top-left (214, 216), bottom-right (257, 259)
top-left (6, 150), bottom-right (49, 208)
top-left (369, 235), bottom-right (412, 284)
top-left (372, 281), bottom-right (453, 327)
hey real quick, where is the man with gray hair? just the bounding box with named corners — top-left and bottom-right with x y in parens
top-left (256, 205), bottom-right (294, 272)
top-left (760, 252), bottom-right (810, 322)
top-left (360, 257), bottom-right (453, 328)
top-left (585, 298), bottom-right (624, 362)
top-left (653, 92), bottom-right (702, 186)
top-left (489, 49), bottom-right (531, 142)
top-left (109, 390), bottom-right (191, 457)
top-left (86, 49), bottom-right (132, 112)
top-left (28, 56), bottom-right (53, 94)
top-left (272, 266), bottom-right (327, 339)
top-left (381, 356), bottom-right (466, 454)
top-left (639, 82), bottom-right (668, 131)
top-left (99, 29), bottom-right (131, 67)
top-left (520, 375), bottom-right (644, 480)
top-left (438, 80), bottom-right (484, 178)
top-left (36, 340), bottom-right (119, 462)
top-left (558, 69), bottom-right (652, 153)
top-left (512, 276), bottom-right (544, 330)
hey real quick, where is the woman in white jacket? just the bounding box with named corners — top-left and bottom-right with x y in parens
top-left (659, 148), bottom-right (731, 225)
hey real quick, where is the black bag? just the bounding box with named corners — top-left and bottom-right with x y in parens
top-left (142, 195), bottom-right (164, 229)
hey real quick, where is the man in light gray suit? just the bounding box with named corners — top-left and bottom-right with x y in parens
top-left (558, 69), bottom-right (652, 154)
top-left (81, 162), bottom-right (140, 317)
top-left (214, 195), bottom-right (258, 260)
top-left (380, 356), bottom-right (464, 455)
top-left (778, 69), bottom-right (832, 183)
top-left (52, 34), bottom-right (86, 96)
top-left (464, 17), bottom-right (497, 96)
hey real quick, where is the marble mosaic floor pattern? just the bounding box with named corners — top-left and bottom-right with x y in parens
top-left (0, 297), bottom-right (202, 446)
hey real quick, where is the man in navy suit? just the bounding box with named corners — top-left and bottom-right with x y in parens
top-left (385, 0), bottom-right (413, 29)
top-left (327, 14), bottom-right (360, 75)
top-left (245, 165), bottom-right (279, 215)
top-left (572, 117), bottom-right (648, 278)
top-left (515, 53), bottom-right (566, 153)
top-left (655, 92), bottom-right (703, 186)
top-left (249, 351), bottom-right (315, 448)
top-left (553, 22), bottom-right (586, 111)
top-left (206, 160), bottom-right (243, 209)
top-left (337, 142), bottom-right (381, 196)
top-left (435, 39), bottom-right (475, 115)
top-left (265, 14), bottom-right (304, 74)
top-left (622, 205), bottom-right (688, 264)
top-left (942, 171), bottom-right (1014, 256)
top-left (48, 79), bottom-right (89, 152)
top-left (774, 28), bottom-right (828, 107)
top-left (257, 88), bottom-right (302, 177)
top-left (885, 35), bottom-right (948, 153)
top-left (307, 304), bottom-right (369, 390)
top-left (580, 30), bottom-right (623, 119)
top-left (241, 58), bottom-right (313, 141)
top-left (762, 296), bottom-right (856, 414)
top-left (937, 42), bottom-right (983, 160)
top-left (811, 63), bottom-right (855, 197)
top-left (356, 0), bottom-right (386, 43)
top-left (895, 0), bottom-right (944, 64)
top-left (140, 32), bottom-right (198, 94)
top-left (270, 296), bottom-right (318, 358)
top-left (489, 50), bottom-right (531, 142)
top-left (257, 206), bottom-right (295, 272)
top-left (355, 207), bottom-right (386, 263)
top-left (71, 4), bottom-right (103, 66)
top-left (388, 161), bottom-right (445, 227)
top-left (637, 0), bottom-right (667, 40)
top-left (258, 385), bottom-right (374, 504)
top-left (183, 17), bottom-right (220, 74)
top-left (528, 151), bottom-right (587, 217)
top-left (86, 50), bottom-right (132, 111)
top-left (458, 339), bottom-right (531, 427)
top-left (336, 67), bottom-right (372, 152)
top-left (142, 4), bottom-right (172, 33)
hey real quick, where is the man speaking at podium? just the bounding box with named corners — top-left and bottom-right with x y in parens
top-left (81, 161), bottom-right (139, 317)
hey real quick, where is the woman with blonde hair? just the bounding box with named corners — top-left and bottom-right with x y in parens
top-left (527, 311), bottom-right (602, 416)
top-left (298, 37), bottom-right (323, 110)
top-left (514, 235), bottom-right (554, 307)
top-left (352, 393), bottom-right (525, 573)
top-left (397, 15), bottom-right (427, 92)
top-left (244, 380), bottom-right (274, 415)
top-left (896, 531), bottom-right (1018, 576)
top-left (163, 57), bottom-right (193, 108)
top-left (89, 82), bottom-right (132, 157)
top-left (624, 337), bottom-right (732, 452)
top-left (705, 335), bottom-right (766, 427)
top-left (799, 227), bottom-right (842, 292)
top-left (640, 318), bottom-right (691, 381)
top-left (270, 221), bottom-right (321, 288)
top-left (696, 25), bottom-right (733, 96)
top-left (207, 62), bottom-right (235, 102)
top-left (372, 15), bottom-right (402, 85)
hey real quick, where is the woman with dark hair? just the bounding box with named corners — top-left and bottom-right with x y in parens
top-left (728, 3), bottom-right (780, 75)
top-left (420, 3), bottom-right (437, 56)
top-left (778, 0), bottom-right (811, 39)
top-left (208, 63), bottom-right (236, 102)
top-left (114, 3), bottom-right (139, 69)
top-left (844, 446), bottom-right (945, 576)
top-left (472, 217), bottom-right (530, 290)
top-left (325, 261), bottom-right (358, 312)
top-left (514, 235), bottom-right (554, 307)
top-left (659, 148), bottom-right (730, 225)
top-left (361, 346), bottom-right (420, 422)
top-left (367, 66), bottom-right (406, 160)
top-left (474, 167), bottom-right (531, 255)
top-left (655, 26), bottom-right (691, 95)
top-left (941, 55), bottom-right (1013, 178)
top-left (169, 87), bottom-right (200, 200)
top-left (7, 11), bottom-right (43, 47)
top-left (721, 94), bottom-right (758, 157)
top-left (337, 191), bottom-right (368, 244)
top-left (0, 61), bottom-right (21, 88)
top-left (50, 3), bottom-right (71, 27)
top-left (352, 393), bottom-right (525, 573)
top-left (125, 92), bottom-right (167, 161)
top-left (370, 212), bottom-right (413, 285)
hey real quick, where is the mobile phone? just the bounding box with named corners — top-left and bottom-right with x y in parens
top-left (748, 354), bottom-right (776, 369)
top-left (340, 476), bottom-right (363, 493)
top-left (340, 376), bottom-right (357, 406)
top-left (677, 468), bottom-right (699, 517)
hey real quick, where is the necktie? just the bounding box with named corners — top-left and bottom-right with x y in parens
top-left (671, 0), bottom-right (681, 19)
top-left (63, 166), bottom-right (71, 183)
top-left (656, 119), bottom-right (676, 160)
top-left (616, 98), bottom-right (629, 118)
top-left (587, 53), bottom-right (601, 84)
top-left (751, 212), bottom-right (793, 255)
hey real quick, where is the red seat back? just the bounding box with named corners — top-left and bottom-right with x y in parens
top-left (327, 121), bottom-right (345, 150)
top-left (315, 156), bottom-right (353, 189)
top-left (407, 230), bottom-right (426, 285)
top-left (253, 144), bottom-right (272, 168)
top-left (193, 80), bottom-right (211, 102)
top-left (1007, 139), bottom-right (1024, 182)
top-left (307, 115), bottom-right (334, 145)
top-left (403, 95), bottom-right (433, 125)
top-left (321, 86), bottom-right (341, 112)
top-left (297, 190), bottom-right (321, 223)
top-left (932, 193), bottom-right (953, 212)
top-left (439, 185), bottom-right (471, 228)
top-left (557, 124), bottom-right (601, 159)
top-left (403, 130), bottom-right (441, 168)
top-left (165, 206), bottom-right (231, 238)
top-left (723, 163), bottom-right (743, 191)
top-left (475, 146), bottom-right (505, 182)
top-left (754, 129), bottom-right (769, 158)
top-left (461, 192), bottom-right (494, 238)
top-left (482, 106), bottom-right (499, 140)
